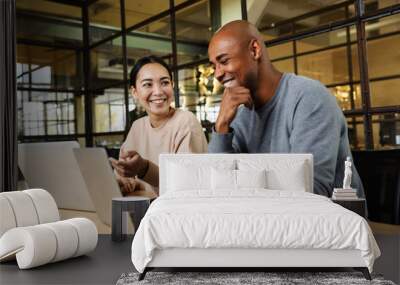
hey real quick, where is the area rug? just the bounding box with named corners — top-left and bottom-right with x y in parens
top-left (116, 271), bottom-right (396, 285)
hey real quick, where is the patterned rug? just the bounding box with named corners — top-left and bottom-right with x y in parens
top-left (116, 271), bottom-right (396, 285)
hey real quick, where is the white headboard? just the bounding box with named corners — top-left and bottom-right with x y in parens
top-left (159, 153), bottom-right (313, 195)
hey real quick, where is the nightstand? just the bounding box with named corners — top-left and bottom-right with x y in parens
top-left (112, 197), bottom-right (150, 242)
top-left (331, 198), bottom-right (366, 218)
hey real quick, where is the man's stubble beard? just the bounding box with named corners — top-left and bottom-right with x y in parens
top-left (244, 70), bottom-right (258, 102)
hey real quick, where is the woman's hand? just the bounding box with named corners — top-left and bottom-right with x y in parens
top-left (116, 176), bottom-right (136, 195)
top-left (115, 176), bottom-right (146, 195)
top-left (110, 149), bottom-right (149, 178)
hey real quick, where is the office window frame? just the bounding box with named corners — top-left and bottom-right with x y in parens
top-left (15, 0), bottom-right (400, 150)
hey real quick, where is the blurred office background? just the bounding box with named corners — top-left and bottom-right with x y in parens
top-left (12, 0), bottom-right (400, 150)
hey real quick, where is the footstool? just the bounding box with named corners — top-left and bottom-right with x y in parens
top-left (112, 197), bottom-right (150, 242)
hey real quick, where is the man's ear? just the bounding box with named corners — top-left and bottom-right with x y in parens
top-left (249, 38), bottom-right (262, 60)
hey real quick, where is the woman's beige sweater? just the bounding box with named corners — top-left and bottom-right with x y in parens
top-left (118, 109), bottom-right (208, 195)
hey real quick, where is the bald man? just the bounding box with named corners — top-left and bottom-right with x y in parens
top-left (208, 20), bottom-right (365, 198)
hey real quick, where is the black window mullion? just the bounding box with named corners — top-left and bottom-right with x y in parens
top-left (241, 0), bottom-right (247, 21)
top-left (82, 2), bottom-right (93, 146)
top-left (345, 5), bottom-right (358, 148)
top-left (170, 0), bottom-right (179, 108)
top-left (120, 0), bottom-right (130, 135)
top-left (355, 0), bottom-right (373, 149)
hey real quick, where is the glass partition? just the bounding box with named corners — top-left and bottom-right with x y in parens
top-left (372, 113), bottom-right (400, 149)
top-left (15, 0), bottom-right (400, 150)
top-left (93, 85), bottom-right (126, 133)
top-left (89, 0), bottom-right (121, 44)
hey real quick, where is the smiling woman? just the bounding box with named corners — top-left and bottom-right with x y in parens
top-left (130, 57), bottom-right (174, 124)
top-left (109, 56), bottom-right (208, 198)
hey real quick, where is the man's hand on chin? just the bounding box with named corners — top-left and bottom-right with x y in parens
top-left (215, 86), bottom-right (253, 134)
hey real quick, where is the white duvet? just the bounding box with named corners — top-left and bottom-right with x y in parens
top-left (131, 190), bottom-right (380, 273)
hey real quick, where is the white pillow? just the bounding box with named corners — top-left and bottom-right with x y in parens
top-left (167, 159), bottom-right (235, 192)
top-left (211, 168), bottom-right (236, 190)
top-left (211, 169), bottom-right (267, 190)
top-left (237, 159), bottom-right (308, 192)
top-left (236, 169), bottom-right (267, 189)
top-left (167, 162), bottom-right (209, 191)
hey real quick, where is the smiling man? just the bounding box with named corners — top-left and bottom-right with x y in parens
top-left (208, 20), bottom-right (364, 198)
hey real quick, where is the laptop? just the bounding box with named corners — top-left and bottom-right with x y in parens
top-left (18, 141), bottom-right (96, 212)
top-left (73, 147), bottom-right (124, 226)
top-left (19, 142), bottom-right (128, 227)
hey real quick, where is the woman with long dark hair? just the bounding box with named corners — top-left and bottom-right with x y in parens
top-left (110, 56), bottom-right (207, 198)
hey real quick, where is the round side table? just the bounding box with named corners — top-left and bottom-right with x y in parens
top-left (112, 197), bottom-right (150, 242)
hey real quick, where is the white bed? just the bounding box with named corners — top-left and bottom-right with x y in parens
top-left (131, 154), bottom-right (380, 280)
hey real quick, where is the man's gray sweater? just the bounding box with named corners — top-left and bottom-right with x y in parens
top-left (208, 73), bottom-right (364, 198)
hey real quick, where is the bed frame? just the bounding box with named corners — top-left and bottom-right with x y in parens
top-left (138, 154), bottom-right (371, 281)
top-left (139, 248), bottom-right (371, 280)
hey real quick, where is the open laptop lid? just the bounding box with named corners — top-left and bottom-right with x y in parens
top-left (18, 141), bottom-right (95, 211)
top-left (73, 148), bottom-right (123, 226)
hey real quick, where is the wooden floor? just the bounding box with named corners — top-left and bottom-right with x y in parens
top-left (369, 221), bottom-right (400, 235)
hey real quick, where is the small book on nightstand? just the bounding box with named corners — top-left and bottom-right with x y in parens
top-left (332, 188), bottom-right (358, 200)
